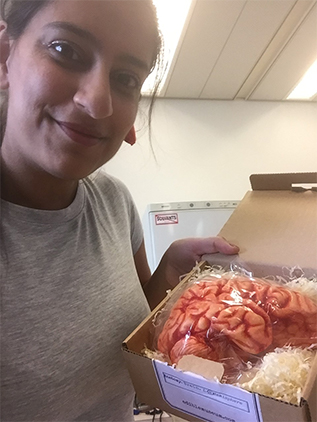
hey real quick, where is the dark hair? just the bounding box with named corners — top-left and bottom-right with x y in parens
top-left (0, 0), bottom-right (164, 144)
top-left (0, 0), bottom-right (50, 38)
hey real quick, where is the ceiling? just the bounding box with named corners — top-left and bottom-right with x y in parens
top-left (157, 0), bottom-right (317, 101)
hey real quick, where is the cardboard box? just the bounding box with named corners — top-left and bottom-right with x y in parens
top-left (123, 172), bottom-right (317, 422)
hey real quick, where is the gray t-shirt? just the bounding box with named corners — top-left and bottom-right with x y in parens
top-left (1, 171), bottom-right (150, 421)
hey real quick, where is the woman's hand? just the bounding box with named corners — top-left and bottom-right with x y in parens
top-left (161, 236), bottom-right (239, 288)
top-left (142, 236), bottom-right (239, 310)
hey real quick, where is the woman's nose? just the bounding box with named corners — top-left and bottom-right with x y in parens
top-left (73, 67), bottom-right (113, 119)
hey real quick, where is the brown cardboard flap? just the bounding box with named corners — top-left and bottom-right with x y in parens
top-left (123, 312), bottom-right (154, 354)
top-left (307, 376), bottom-right (317, 422)
top-left (258, 395), bottom-right (310, 422)
top-left (250, 172), bottom-right (317, 190)
top-left (302, 354), bottom-right (317, 422)
top-left (205, 189), bottom-right (317, 278)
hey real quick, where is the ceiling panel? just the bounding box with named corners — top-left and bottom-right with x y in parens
top-left (159, 0), bottom-right (317, 102)
top-left (164, 0), bottom-right (246, 98)
top-left (235, 0), bottom-right (316, 100)
top-left (249, 2), bottom-right (317, 100)
top-left (200, 0), bottom-right (297, 99)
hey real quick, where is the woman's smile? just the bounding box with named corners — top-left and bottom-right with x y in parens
top-left (53, 119), bottom-right (106, 148)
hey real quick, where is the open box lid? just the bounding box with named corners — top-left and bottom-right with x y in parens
top-left (203, 172), bottom-right (317, 279)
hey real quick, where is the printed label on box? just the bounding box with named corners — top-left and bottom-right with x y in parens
top-left (153, 360), bottom-right (263, 422)
top-left (155, 213), bottom-right (178, 225)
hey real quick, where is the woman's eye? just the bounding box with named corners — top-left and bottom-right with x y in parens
top-left (48, 41), bottom-right (80, 60)
top-left (113, 72), bottom-right (141, 92)
top-left (46, 40), bottom-right (89, 69)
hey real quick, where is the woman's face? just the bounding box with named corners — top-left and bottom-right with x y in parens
top-left (1, 0), bottom-right (157, 180)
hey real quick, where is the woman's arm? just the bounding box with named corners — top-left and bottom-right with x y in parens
top-left (134, 237), bottom-right (239, 310)
top-left (134, 240), bottom-right (171, 310)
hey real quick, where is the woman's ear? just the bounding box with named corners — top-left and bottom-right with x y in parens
top-left (124, 126), bottom-right (136, 146)
top-left (0, 21), bottom-right (10, 90)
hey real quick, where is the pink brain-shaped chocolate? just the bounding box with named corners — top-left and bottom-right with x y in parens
top-left (157, 274), bottom-right (317, 364)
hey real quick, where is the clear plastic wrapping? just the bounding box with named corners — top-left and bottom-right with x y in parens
top-left (150, 264), bottom-right (317, 398)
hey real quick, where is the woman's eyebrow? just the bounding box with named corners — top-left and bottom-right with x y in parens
top-left (44, 21), bottom-right (151, 72)
top-left (118, 53), bottom-right (151, 73)
top-left (45, 21), bottom-right (100, 45)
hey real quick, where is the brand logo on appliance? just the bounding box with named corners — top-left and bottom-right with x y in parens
top-left (155, 213), bottom-right (178, 225)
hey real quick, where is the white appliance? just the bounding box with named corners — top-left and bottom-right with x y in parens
top-left (146, 200), bottom-right (239, 272)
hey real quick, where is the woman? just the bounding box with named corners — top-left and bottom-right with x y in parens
top-left (0, 0), bottom-right (239, 420)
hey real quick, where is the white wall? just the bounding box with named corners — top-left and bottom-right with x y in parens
top-left (105, 98), bottom-right (317, 221)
